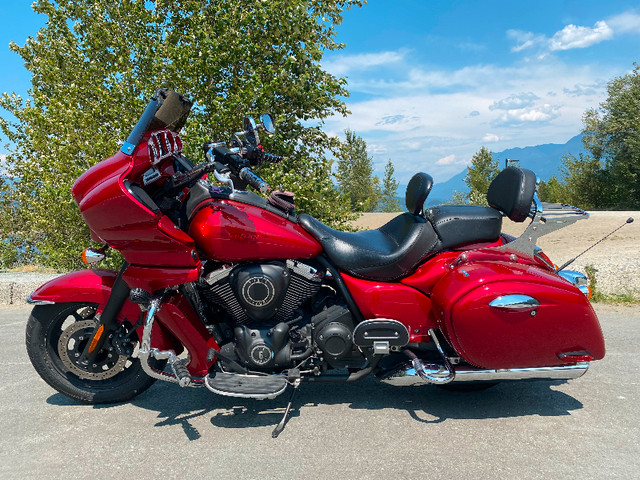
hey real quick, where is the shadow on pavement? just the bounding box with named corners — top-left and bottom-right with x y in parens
top-left (45, 375), bottom-right (585, 440)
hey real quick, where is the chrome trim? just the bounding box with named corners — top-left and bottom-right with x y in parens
top-left (138, 295), bottom-right (202, 387)
top-left (452, 362), bottom-right (589, 382)
top-left (558, 270), bottom-right (588, 287)
top-left (27, 294), bottom-right (55, 305)
top-left (497, 201), bottom-right (589, 258)
top-left (578, 285), bottom-right (590, 297)
top-left (213, 169), bottom-right (235, 192)
top-left (489, 294), bottom-right (540, 310)
top-left (83, 248), bottom-right (106, 264)
top-left (379, 362), bottom-right (589, 386)
top-left (204, 374), bottom-right (288, 400)
top-left (378, 329), bottom-right (454, 386)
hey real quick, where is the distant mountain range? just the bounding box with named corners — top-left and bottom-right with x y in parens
top-left (400, 134), bottom-right (586, 207)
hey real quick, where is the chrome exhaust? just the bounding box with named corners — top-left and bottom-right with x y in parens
top-left (378, 362), bottom-right (589, 387)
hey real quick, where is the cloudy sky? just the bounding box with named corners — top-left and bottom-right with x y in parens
top-left (1, 1), bottom-right (639, 184)
top-left (321, 0), bottom-right (640, 183)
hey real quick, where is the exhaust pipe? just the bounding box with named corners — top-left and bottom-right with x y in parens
top-left (379, 362), bottom-right (590, 387)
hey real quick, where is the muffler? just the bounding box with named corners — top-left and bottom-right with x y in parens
top-left (378, 362), bottom-right (590, 387)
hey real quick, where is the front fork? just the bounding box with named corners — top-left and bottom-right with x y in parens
top-left (81, 262), bottom-right (131, 366)
top-left (82, 263), bottom-right (212, 386)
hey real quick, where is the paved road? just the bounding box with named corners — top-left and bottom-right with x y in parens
top-left (1, 304), bottom-right (638, 479)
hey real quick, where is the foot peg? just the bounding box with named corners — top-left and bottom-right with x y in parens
top-left (169, 358), bottom-right (192, 387)
top-left (205, 372), bottom-right (287, 399)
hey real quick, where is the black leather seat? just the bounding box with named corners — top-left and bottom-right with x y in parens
top-left (299, 173), bottom-right (440, 281)
top-left (427, 205), bottom-right (502, 249)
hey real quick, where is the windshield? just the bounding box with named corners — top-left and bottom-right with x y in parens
top-left (121, 88), bottom-right (192, 155)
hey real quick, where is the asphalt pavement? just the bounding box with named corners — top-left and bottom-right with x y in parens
top-left (1, 304), bottom-right (638, 479)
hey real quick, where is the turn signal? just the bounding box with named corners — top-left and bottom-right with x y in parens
top-left (82, 248), bottom-right (106, 265)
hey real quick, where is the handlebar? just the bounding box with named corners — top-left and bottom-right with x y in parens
top-left (239, 167), bottom-right (270, 194)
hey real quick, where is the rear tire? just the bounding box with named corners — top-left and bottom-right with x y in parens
top-left (26, 302), bottom-right (163, 404)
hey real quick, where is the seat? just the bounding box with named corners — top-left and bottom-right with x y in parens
top-left (487, 166), bottom-right (537, 222)
top-left (427, 205), bottom-right (502, 249)
top-left (298, 173), bottom-right (439, 282)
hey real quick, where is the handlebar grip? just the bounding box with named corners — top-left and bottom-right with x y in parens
top-left (263, 152), bottom-right (283, 163)
top-left (239, 167), bottom-right (270, 194)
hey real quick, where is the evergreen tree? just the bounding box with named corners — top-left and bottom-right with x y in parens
top-left (336, 129), bottom-right (381, 212)
top-left (379, 160), bottom-right (401, 212)
top-left (463, 146), bottom-right (500, 205)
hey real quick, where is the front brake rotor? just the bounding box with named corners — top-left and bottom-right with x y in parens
top-left (57, 320), bottom-right (128, 380)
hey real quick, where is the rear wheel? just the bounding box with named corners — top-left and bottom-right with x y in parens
top-left (26, 302), bottom-right (163, 404)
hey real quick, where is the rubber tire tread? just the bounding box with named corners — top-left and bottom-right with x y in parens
top-left (26, 303), bottom-right (160, 404)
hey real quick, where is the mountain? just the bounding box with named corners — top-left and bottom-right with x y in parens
top-left (426, 134), bottom-right (587, 206)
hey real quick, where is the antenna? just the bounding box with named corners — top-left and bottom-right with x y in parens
top-left (557, 217), bottom-right (634, 271)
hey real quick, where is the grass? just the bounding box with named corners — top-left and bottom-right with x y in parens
top-left (585, 264), bottom-right (640, 305)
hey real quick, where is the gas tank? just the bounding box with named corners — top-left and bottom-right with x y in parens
top-left (188, 199), bottom-right (322, 262)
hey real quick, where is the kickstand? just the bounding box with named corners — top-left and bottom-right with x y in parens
top-left (272, 379), bottom-right (301, 438)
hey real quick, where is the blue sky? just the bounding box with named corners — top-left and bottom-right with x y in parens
top-left (2, 1), bottom-right (640, 183)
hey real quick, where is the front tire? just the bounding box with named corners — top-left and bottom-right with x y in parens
top-left (26, 302), bottom-right (162, 404)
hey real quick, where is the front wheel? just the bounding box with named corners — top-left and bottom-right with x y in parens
top-left (26, 302), bottom-right (163, 404)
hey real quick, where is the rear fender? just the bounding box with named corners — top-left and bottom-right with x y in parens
top-left (28, 269), bottom-right (180, 353)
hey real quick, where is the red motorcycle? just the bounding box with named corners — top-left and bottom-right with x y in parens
top-left (26, 89), bottom-right (605, 436)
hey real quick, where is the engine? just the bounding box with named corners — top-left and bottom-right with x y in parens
top-left (199, 260), bottom-right (323, 324)
top-left (198, 261), bottom-right (362, 371)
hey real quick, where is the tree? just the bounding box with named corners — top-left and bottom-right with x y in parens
top-left (537, 174), bottom-right (564, 203)
top-left (336, 129), bottom-right (381, 212)
top-left (379, 160), bottom-right (401, 212)
top-left (555, 153), bottom-right (606, 209)
top-left (582, 63), bottom-right (640, 209)
top-left (462, 146), bottom-right (499, 205)
top-left (0, 0), bottom-right (362, 270)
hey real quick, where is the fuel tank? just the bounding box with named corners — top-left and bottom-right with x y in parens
top-left (431, 261), bottom-right (605, 369)
top-left (188, 199), bottom-right (322, 262)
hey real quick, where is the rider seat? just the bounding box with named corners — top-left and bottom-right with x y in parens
top-left (299, 173), bottom-right (440, 282)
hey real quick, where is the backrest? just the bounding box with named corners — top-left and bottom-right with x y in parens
top-left (405, 172), bottom-right (433, 216)
top-left (486, 167), bottom-right (537, 223)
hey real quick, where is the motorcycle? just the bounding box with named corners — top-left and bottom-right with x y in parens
top-left (26, 89), bottom-right (605, 437)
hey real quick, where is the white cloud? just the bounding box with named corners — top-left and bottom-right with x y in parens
top-left (483, 133), bottom-right (500, 142)
top-left (436, 154), bottom-right (456, 165)
top-left (323, 50), bottom-right (405, 76)
top-left (489, 92), bottom-right (539, 110)
top-left (549, 21), bottom-right (613, 51)
top-left (563, 81), bottom-right (607, 97)
top-left (607, 12), bottom-right (640, 34)
top-left (493, 104), bottom-right (562, 126)
top-left (507, 30), bottom-right (546, 52)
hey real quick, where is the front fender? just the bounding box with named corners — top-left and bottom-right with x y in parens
top-left (29, 269), bottom-right (122, 306)
top-left (28, 269), bottom-right (179, 353)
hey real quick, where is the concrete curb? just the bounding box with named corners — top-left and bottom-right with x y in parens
top-left (0, 273), bottom-right (60, 305)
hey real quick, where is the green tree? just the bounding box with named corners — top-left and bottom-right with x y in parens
top-left (0, 0), bottom-right (362, 270)
top-left (336, 129), bottom-right (381, 212)
top-left (462, 146), bottom-right (499, 205)
top-left (582, 63), bottom-right (640, 209)
top-left (556, 153), bottom-right (605, 209)
top-left (379, 160), bottom-right (401, 212)
top-left (537, 174), bottom-right (564, 203)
